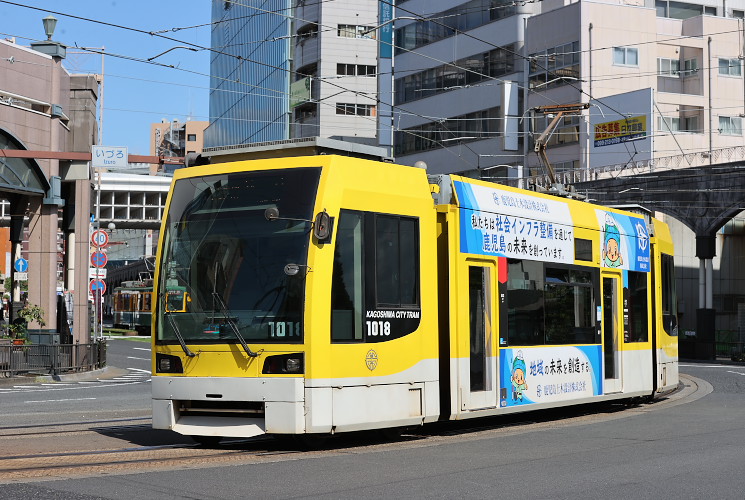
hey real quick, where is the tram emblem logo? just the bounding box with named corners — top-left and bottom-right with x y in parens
top-left (635, 222), bottom-right (649, 251)
top-left (365, 349), bottom-right (378, 371)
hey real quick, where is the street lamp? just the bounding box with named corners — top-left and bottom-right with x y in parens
top-left (42, 15), bottom-right (57, 41)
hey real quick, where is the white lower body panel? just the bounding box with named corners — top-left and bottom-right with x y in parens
top-left (152, 376), bottom-right (304, 437)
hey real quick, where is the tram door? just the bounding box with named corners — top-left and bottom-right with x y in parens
top-left (463, 264), bottom-right (498, 410)
top-left (602, 274), bottom-right (623, 393)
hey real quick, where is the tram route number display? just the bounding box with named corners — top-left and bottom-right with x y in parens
top-left (365, 309), bottom-right (420, 342)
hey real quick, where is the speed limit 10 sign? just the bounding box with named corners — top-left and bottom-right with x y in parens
top-left (91, 230), bottom-right (109, 247)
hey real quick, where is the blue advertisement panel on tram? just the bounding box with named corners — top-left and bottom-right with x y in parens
top-left (499, 346), bottom-right (603, 408)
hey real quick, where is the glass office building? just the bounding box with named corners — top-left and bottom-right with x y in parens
top-left (205, 0), bottom-right (292, 147)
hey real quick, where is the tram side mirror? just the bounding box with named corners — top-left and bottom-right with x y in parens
top-left (284, 263), bottom-right (301, 276)
top-left (264, 207), bottom-right (280, 221)
top-left (313, 211), bottom-right (331, 241)
top-left (284, 263), bottom-right (311, 276)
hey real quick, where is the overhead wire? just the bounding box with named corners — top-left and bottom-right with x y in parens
top-left (4, 0), bottom-right (744, 175)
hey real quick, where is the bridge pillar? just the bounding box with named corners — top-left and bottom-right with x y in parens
top-left (695, 234), bottom-right (716, 360)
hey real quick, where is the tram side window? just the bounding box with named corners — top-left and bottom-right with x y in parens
top-left (506, 259), bottom-right (545, 345)
top-left (661, 253), bottom-right (678, 336)
top-left (625, 271), bottom-right (648, 342)
top-left (331, 211), bottom-right (420, 342)
top-left (331, 211), bottom-right (364, 341)
top-left (375, 215), bottom-right (419, 307)
top-left (544, 268), bottom-right (594, 344)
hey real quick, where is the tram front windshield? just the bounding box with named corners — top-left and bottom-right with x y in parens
top-left (157, 167), bottom-right (321, 344)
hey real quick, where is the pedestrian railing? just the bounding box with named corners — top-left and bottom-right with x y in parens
top-left (0, 341), bottom-right (106, 378)
top-left (717, 341), bottom-right (745, 361)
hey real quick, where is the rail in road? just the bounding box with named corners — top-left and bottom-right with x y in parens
top-left (0, 374), bottom-right (707, 484)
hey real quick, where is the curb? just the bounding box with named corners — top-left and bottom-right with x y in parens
top-left (0, 365), bottom-right (128, 387)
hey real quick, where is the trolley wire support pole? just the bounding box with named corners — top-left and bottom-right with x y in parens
top-left (531, 103), bottom-right (589, 198)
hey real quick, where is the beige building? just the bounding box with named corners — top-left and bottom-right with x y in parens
top-left (150, 119), bottom-right (207, 171)
top-left (526, 0), bottom-right (745, 179)
top-left (526, 1), bottom-right (745, 335)
top-left (0, 35), bottom-right (97, 343)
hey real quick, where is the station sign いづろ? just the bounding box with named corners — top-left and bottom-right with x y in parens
top-left (92, 145), bottom-right (128, 169)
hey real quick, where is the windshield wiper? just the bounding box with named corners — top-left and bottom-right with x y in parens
top-left (166, 311), bottom-right (196, 357)
top-left (212, 292), bottom-right (258, 358)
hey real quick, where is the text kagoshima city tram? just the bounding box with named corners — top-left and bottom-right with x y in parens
top-left (151, 155), bottom-right (678, 443)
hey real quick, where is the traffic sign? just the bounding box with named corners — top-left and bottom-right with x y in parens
top-left (89, 279), bottom-right (107, 294)
top-left (15, 272), bottom-right (28, 281)
top-left (14, 258), bottom-right (28, 273)
top-left (89, 268), bottom-right (107, 279)
top-left (91, 251), bottom-right (108, 268)
top-left (91, 230), bottom-right (109, 248)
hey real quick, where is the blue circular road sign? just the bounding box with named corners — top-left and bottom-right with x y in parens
top-left (14, 258), bottom-right (28, 273)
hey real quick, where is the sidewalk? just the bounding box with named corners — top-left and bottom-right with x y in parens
top-left (0, 365), bottom-right (129, 388)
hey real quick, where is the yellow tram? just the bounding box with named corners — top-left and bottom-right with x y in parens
top-left (151, 156), bottom-right (678, 443)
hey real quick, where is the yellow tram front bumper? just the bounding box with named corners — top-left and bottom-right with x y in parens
top-left (152, 376), bottom-right (304, 437)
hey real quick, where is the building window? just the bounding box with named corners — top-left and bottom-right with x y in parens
top-left (338, 24), bottom-right (375, 39)
top-left (719, 116), bottom-right (742, 135)
top-left (297, 24), bottom-right (318, 42)
top-left (337, 64), bottom-right (376, 76)
top-left (682, 58), bottom-right (698, 76)
top-left (529, 41), bottom-right (581, 90)
top-left (658, 116), bottom-right (680, 132)
top-left (394, 107), bottom-right (502, 156)
top-left (733, 9), bottom-right (745, 18)
top-left (658, 57), bottom-right (680, 77)
top-left (335, 103), bottom-right (376, 116)
top-left (395, 0), bottom-right (518, 54)
top-left (187, 134), bottom-right (197, 141)
top-left (394, 45), bottom-right (515, 104)
top-left (657, 1), bottom-right (716, 19)
top-left (613, 47), bottom-right (638, 66)
top-left (719, 57), bottom-right (742, 76)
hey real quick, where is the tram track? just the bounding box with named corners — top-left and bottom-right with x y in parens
top-left (0, 376), bottom-right (700, 484)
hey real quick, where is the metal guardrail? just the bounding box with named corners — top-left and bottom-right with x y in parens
top-left (0, 341), bottom-right (106, 378)
top-left (717, 341), bottom-right (745, 361)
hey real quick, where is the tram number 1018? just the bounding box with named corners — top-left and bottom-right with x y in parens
top-left (366, 320), bottom-right (391, 337)
top-left (268, 322), bottom-right (301, 338)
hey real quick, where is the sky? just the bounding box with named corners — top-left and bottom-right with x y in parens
top-left (2, 0), bottom-right (212, 155)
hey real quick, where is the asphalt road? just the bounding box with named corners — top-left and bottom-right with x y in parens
top-left (0, 337), bottom-right (152, 427)
top-left (1, 360), bottom-right (744, 499)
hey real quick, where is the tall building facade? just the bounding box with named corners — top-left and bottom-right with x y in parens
top-left (206, 0), bottom-right (292, 147)
top-left (205, 0), bottom-right (380, 149)
top-left (391, 0), bottom-right (537, 176)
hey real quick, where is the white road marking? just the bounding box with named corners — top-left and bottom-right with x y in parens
top-left (133, 347), bottom-right (151, 351)
top-left (127, 356), bottom-right (149, 361)
top-left (26, 397), bottom-right (97, 403)
top-left (127, 367), bottom-right (151, 374)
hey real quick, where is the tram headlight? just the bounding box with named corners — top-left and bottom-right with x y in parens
top-left (156, 353), bottom-right (184, 374)
top-left (262, 353), bottom-right (304, 374)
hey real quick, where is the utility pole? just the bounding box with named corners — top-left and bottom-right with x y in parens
top-left (531, 103), bottom-right (589, 198)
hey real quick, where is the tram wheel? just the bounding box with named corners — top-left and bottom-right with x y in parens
top-left (192, 435), bottom-right (222, 447)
